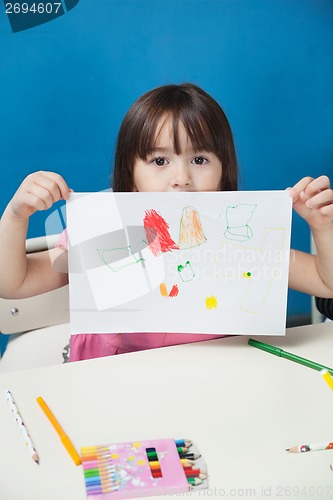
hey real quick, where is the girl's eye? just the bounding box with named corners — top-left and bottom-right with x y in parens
top-left (192, 156), bottom-right (208, 165)
top-left (152, 157), bottom-right (169, 167)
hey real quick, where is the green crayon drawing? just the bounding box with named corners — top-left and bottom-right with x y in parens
top-left (177, 261), bottom-right (195, 282)
top-left (97, 246), bottom-right (144, 272)
top-left (224, 203), bottom-right (257, 242)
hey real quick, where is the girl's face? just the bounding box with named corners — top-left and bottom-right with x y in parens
top-left (132, 118), bottom-right (222, 192)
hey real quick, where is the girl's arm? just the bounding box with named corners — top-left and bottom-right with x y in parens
top-left (0, 171), bottom-right (70, 299)
top-left (288, 176), bottom-right (333, 297)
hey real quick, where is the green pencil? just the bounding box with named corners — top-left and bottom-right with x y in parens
top-left (248, 339), bottom-right (333, 376)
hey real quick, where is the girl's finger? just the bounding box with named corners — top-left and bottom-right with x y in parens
top-left (288, 177), bottom-right (313, 203)
top-left (21, 192), bottom-right (48, 212)
top-left (30, 174), bottom-right (62, 204)
top-left (38, 171), bottom-right (72, 200)
top-left (24, 172), bottom-right (60, 200)
top-left (303, 175), bottom-right (331, 196)
top-left (26, 184), bottom-right (56, 210)
top-left (305, 189), bottom-right (333, 209)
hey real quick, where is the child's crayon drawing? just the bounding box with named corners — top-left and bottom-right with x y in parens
top-left (159, 283), bottom-right (179, 298)
top-left (224, 203), bottom-right (257, 241)
top-left (178, 206), bottom-right (206, 249)
top-left (177, 261), bottom-right (195, 282)
top-left (67, 191), bottom-right (292, 336)
top-left (143, 209), bottom-right (179, 256)
top-left (205, 296), bottom-right (218, 310)
top-left (240, 227), bottom-right (286, 314)
top-left (97, 247), bottom-right (144, 272)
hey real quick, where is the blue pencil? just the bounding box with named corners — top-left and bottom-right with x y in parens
top-left (175, 439), bottom-right (192, 448)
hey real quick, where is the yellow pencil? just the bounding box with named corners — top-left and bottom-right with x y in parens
top-left (321, 369), bottom-right (333, 391)
top-left (36, 396), bottom-right (82, 465)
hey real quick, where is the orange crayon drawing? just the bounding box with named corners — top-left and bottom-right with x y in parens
top-left (179, 206), bottom-right (206, 249)
top-left (160, 283), bottom-right (169, 297)
top-left (159, 283), bottom-right (180, 298)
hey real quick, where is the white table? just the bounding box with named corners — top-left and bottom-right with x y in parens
top-left (1, 323), bottom-right (333, 500)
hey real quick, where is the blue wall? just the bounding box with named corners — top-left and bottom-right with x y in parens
top-left (0, 0), bottom-right (332, 324)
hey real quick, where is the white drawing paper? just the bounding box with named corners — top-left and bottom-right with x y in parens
top-left (67, 191), bottom-right (292, 336)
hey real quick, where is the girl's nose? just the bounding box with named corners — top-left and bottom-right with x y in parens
top-left (171, 163), bottom-right (192, 189)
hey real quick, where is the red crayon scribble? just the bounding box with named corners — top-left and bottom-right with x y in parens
top-left (144, 209), bottom-right (179, 256)
top-left (168, 284), bottom-right (179, 297)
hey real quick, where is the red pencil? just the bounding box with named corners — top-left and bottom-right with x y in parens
top-left (185, 469), bottom-right (207, 479)
top-left (151, 470), bottom-right (163, 478)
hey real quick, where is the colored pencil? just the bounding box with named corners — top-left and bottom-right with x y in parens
top-left (175, 439), bottom-right (192, 448)
top-left (86, 485), bottom-right (117, 492)
top-left (87, 472), bottom-right (116, 478)
top-left (84, 468), bottom-right (114, 476)
top-left (147, 460), bottom-right (161, 466)
top-left (180, 458), bottom-right (196, 466)
top-left (86, 485), bottom-right (118, 494)
top-left (149, 460), bottom-right (161, 468)
top-left (178, 452), bottom-right (201, 460)
top-left (81, 450), bottom-right (113, 456)
top-left (4, 389), bottom-right (39, 465)
top-left (177, 446), bottom-right (188, 454)
top-left (84, 468), bottom-right (116, 477)
top-left (81, 448), bottom-right (113, 454)
top-left (85, 477), bottom-right (116, 485)
top-left (36, 396), bottom-right (81, 465)
top-left (185, 469), bottom-right (207, 479)
top-left (81, 446), bottom-right (111, 454)
top-left (287, 442), bottom-right (333, 452)
top-left (81, 452), bottom-right (118, 459)
top-left (81, 454), bottom-right (112, 462)
top-left (85, 472), bottom-right (116, 481)
top-left (82, 458), bottom-right (112, 465)
top-left (321, 369), bottom-right (333, 391)
top-left (188, 477), bottom-right (203, 486)
top-left (82, 462), bottom-right (116, 470)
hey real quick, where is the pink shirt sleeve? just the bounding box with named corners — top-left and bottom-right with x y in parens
top-left (55, 229), bottom-right (68, 251)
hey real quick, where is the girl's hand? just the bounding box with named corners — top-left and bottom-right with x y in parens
top-left (288, 175), bottom-right (333, 230)
top-left (8, 171), bottom-right (72, 221)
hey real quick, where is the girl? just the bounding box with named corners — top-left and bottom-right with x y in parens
top-left (1, 83), bottom-right (333, 362)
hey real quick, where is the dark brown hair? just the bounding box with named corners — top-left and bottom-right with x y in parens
top-left (112, 83), bottom-right (238, 191)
